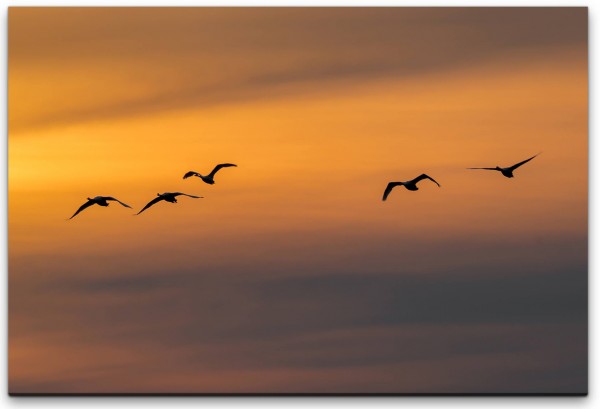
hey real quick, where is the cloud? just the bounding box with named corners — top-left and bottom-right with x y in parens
top-left (9, 232), bottom-right (587, 393)
top-left (9, 7), bottom-right (587, 132)
top-left (16, 259), bottom-right (586, 346)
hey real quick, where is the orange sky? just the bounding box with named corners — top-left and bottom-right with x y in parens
top-left (8, 7), bottom-right (588, 394)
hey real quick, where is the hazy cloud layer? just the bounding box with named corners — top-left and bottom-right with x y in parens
top-left (10, 232), bottom-right (587, 392)
top-left (9, 7), bottom-right (587, 132)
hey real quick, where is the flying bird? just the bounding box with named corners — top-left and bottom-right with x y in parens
top-left (69, 196), bottom-right (132, 219)
top-left (467, 153), bottom-right (540, 178)
top-left (183, 163), bottom-right (237, 185)
top-left (382, 174), bottom-right (441, 201)
top-left (136, 192), bottom-right (203, 215)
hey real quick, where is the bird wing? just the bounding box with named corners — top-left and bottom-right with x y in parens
top-left (136, 196), bottom-right (164, 215)
top-left (183, 171), bottom-right (200, 179)
top-left (508, 154), bottom-right (539, 171)
top-left (69, 200), bottom-right (95, 219)
top-left (467, 167), bottom-right (497, 171)
top-left (382, 182), bottom-right (403, 201)
top-left (413, 174), bottom-right (441, 187)
top-left (207, 163), bottom-right (237, 178)
top-left (105, 197), bottom-right (132, 208)
top-left (172, 193), bottom-right (203, 199)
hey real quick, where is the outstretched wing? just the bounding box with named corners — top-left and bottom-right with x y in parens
top-left (136, 197), bottom-right (164, 215)
top-left (105, 197), bottom-right (132, 208)
top-left (467, 167), bottom-right (497, 171)
top-left (413, 173), bottom-right (441, 187)
top-left (508, 153), bottom-right (539, 171)
top-left (172, 193), bottom-right (203, 199)
top-left (183, 171), bottom-right (200, 179)
top-left (382, 182), bottom-right (403, 201)
top-left (69, 200), bottom-right (95, 219)
top-left (208, 163), bottom-right (237, 178)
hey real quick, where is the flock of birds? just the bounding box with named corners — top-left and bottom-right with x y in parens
top-left (68, 154), bottom-right (539, 219)
top-left (68, 163), bottom-right (237, 219)
top-left (382, 153), bottom-right (539, 200)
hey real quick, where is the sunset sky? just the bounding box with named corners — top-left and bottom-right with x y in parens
top-left (8, 7), bottom-right (587, 394)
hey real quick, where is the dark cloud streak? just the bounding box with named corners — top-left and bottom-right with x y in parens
top-left (9, 7), bottom-right (587, 132)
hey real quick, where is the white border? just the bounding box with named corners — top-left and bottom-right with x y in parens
top-left (0, 1), bottom-right (594, 407)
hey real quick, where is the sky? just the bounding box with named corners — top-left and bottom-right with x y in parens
top-left (8, 7), bottom-right (588, 394)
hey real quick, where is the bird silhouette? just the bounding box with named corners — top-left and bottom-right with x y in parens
top-left (183, 163), bottom-right (237, 185)
top-left (69, 196), bottom-right (132, 219)
top-left (382, 174), bottom-right (441, 201)
top-left (467, 153), bottom-right (540, 178)
top-left (136, 192), bottom-right (203, 215)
